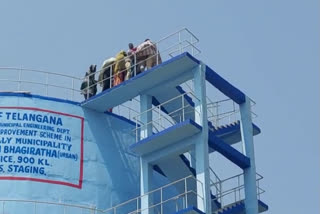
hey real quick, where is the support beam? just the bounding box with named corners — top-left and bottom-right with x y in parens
top-left (192, 63), bottom-right (211, 213)
top-left (205, 66), bottom-right (246, 104)
top-left (208, 132), bottom-right (251, 169)
top-left (240, 96), bottom-right (258, 214)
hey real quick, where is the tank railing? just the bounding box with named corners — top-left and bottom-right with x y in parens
top-left (0, 198), bottom-right (101, 214)
top-left (101, 175), bottom-right (204, 214)
top-left (84, 28), bottom-right (200, 97)
top-left (132, 92), bottom-right (200, 142)
top-left (0, 67), bottom-right (83, 101)
top-left (211, 172), bottom-right (265, 207)
top-left (0, 28), bottom-right (200, 103)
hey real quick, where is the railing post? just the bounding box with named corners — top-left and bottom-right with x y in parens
top-left (46, 73), bottom-right (49, 96)
top-left (137, 198), bottom-right (139, 214)
top-left (182, 94), bottom-right (185, 121)
top-left (216, 103), bottom-right (219, 126)
top-left (238, 175), bottom-right (241, 200)
top-left (110, 65), bottom-right (113, 89)
top-left (184, 177), bottom-right (188, 208)
top-left (156, 45), bottom-right (159, 66)
top-left (87, 73), bottom-right (90, 99)
top-left (135, 116), bottom-right (138, 143)
top-left (158, 105), bottom-right (161, 131)
top-left (160, 188), bottom-right (163, 214)
top-left (2, 201), bottom-right (4, 214)
top-left (219, 182), bottom-right (222, 206)
top-left (179, 31), bottom-right (182, 54)
top-left (134, 54), bottom-right (137, 77)
top-left (18, 67), bottom-right (22, 91)
top-left (71, 78), bottom-right (74, 101)
top-left (34, 202), bottom-right (37, 214)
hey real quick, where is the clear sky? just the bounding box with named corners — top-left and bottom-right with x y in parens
top-left (0, 0), bottom-right (319, 213)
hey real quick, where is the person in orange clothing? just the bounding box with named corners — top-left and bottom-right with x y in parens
top-left (113, 50), bottom-right (131, 86)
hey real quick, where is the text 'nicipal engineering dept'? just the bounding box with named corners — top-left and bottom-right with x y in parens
top-left (0, 107), bottom-right (84, 188)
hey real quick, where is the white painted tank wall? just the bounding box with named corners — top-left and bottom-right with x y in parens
top-left (0, 94), bottom-right (144, 213)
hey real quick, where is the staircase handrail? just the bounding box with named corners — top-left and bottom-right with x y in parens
top-left (0, 175), bottom-right (204, 214)
top-left (102, 175), bottom-right (204, 214)
top-left (211, 172), bottom-right (265, 207)
top-left (132, 92), bottom-right (200, 141)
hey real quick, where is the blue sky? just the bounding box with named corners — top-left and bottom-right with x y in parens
top-left (0, 0), bottom-right (319, 213)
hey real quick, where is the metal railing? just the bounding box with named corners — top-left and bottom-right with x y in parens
top-left (132, 92), bottom-right (200, 142)
top-left (0, 28), bottom-right (200, 103)
top-left (211, 172), bottom-right (265, 207)
top-left (180, 81), bottom-right (257, 129)
top-left (112, 97), bottom-right (141, 122)
top-left (0, 67), bottom-right (84, 101)
top-left (0, 176), bottom-right (204, 214)
top-left (102, 175), bottom-right (204, 214)
top-left (84, 28), bottom-right (200, 103)
top-left (186, 152), bottom-right (222, 202)
top-left (207, 98), bottom-right (257, 128)
top-left (0, 199), bottom-right (100, 214)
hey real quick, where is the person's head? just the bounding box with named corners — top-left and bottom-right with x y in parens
top-left (144, 39), bottom-right (150, 42)
top-left (128, 43), bottom-right (134, 49)
top-left (89, 64), bottom-right (97, 74)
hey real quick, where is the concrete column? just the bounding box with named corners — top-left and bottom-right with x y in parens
top-left (192, 63), bottom-right (211, 213)
top-left (140, 158), bottom-right (153, 214)
top-left (140, 94), bottom-right (152, 139)
top-left (140, 94), bottom-right (153, 214)
top-left (240, 96), bottom-right (258, 214)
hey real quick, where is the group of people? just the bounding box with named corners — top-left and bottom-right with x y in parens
top-left (80, 39), bottom-right (162, 100)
